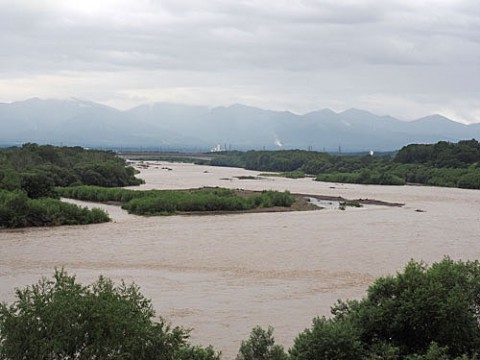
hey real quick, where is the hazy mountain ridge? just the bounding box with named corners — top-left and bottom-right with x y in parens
top-left (0, 98), bottom-right (478, 151)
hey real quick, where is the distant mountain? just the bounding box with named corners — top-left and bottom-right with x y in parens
top-left (0, 99), bottom-right (201, 148)
top-left (0, 98), bottom-right (478, 151)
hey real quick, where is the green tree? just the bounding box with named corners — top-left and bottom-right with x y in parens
top-left (289, 317), bottom-right (364, 360)
top-left (351, 259), bottom-right (480, 357)
top-left (405, 342), bottom-right (451, 360)
top-left (0, 269), bottom-right (218, 359)
top-left (176, 345), bottom-right (221, 360)
top-left (21, 172), bottom-right (55, 199)
top-left (0, 190), bottom-right (29, 228)
top-left (236, 326), bottom-right (288, 360)
top-left (289, 259), bottom-right (480, 360)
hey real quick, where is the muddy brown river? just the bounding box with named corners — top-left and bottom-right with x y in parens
top-left (1, 162), bottom-right (480, 357)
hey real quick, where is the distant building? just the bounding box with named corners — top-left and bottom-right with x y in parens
top-left (210, 144), bottom-right (223, 152)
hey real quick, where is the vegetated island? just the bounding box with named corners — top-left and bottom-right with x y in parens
top-left (57, 185), bottom-right (403, 216)
top-left (131, 139), bottom-right (480, 189)
top-left (57, 186), bottom-right (297, 215)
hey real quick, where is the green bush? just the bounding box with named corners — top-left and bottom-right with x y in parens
top-left (0, 269), bottom-right (219, 360)
top-left (284, 171), bottom-right (306, 179)
top-left (290, 317), bottom-right (364, 360)
top-left (0, 190), bottom-right (29, 227)
top-left (458, 170), bottom-right (480, 189)
top-left (282, 258), bottom-right (480, 359)
top-left (237, 326), bottom-right (288, 360)
top-left (58, 186), bottom-right (295, 216)
top-left (0, 189), bottom-right (110, 228)
top-left (315, 172), bottom-right (361, 184)
top-left (330, 259), bottom-right (480, 359)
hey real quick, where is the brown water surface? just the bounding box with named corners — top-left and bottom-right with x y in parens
top-left (1, 162), bottom-right (480, 357)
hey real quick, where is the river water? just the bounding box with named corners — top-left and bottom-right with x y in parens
top-left (1, 162), bottom-right (480, 357)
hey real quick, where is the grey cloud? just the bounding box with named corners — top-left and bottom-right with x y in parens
top-left (0, 0), bottom-right (479, 122)
top-left (0, 1), bottom-right (475, 72)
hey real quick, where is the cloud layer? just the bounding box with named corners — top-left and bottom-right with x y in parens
top-left (1, 0), bottom-right (479, 122)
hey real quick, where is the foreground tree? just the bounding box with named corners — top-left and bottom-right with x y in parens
top-left (236, 326), bottom-right (288, 360)
top-left (290, 258), bottom-right (480, 360)
top-left (289, 317), bottom-right (365, 360)
top-left (353, 259), bottom-right (480, 357)
top-left (0, 269), bottom-right (219, 360)
top-left (3, 259), bottom-right (480, 359)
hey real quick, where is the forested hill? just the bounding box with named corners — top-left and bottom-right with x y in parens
top-left (2, 98), bottom-right (480, 151)
top-left (0, 144), bottom-right (142, 228)
top-left (209, 139), bottom-right (480, 189)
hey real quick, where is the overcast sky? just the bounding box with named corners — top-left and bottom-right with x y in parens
top-left (1, 0), bottom-right (479, 122)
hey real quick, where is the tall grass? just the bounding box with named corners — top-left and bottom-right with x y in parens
top-left (57, 186), bottom-right (295, 216)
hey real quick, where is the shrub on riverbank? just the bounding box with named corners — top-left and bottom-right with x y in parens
top-left (57, 186), bottom-right (295, 215)
top-left (260, 171), bottom-right (306, 179)
top-left (0, 190), bottom-right (110, 228)
top-left (315, 170), bottom-right (406, 185)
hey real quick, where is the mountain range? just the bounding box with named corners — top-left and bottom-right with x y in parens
top-left (1, 98), bottom-right (479, 152)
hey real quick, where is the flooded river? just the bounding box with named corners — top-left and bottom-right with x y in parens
top-left (1, 162), bottom-right (480, 357)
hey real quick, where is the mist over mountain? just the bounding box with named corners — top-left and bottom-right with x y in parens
top-left (1, 98), bottom-right (478, 152)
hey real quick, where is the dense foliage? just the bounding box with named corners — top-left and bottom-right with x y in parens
top-left (0, 190), bottom-right (109, 228)
top-left (235, 259), bottom-right (480, 360)
top-left (236, 327), bottom-right (288, 360)
top-left (0, 143), bottom-right (145, 228)
top-left (0, 143), bottom-right (142, 192)
top-left (57, 186), bottom-right (295, 215)
top-left (0, 269), bottom-right (220, 360)
top-left (209, 140), bottom-right (480, 189)
top-left (289, 258), bottom-right (480, 360)
top-left (395, 140), bottom-right (480, 167)
top-left (3, 259), bottom-right (479, 359)
top-left (210, 150), bottom-right (391, 175)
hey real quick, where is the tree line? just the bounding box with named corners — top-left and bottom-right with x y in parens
top-left (209, 139), bottom-right (480, 189)
top-left (1, 258), bottom-right (479, 359)
top-left (0, 144), bottom-right (143, 228)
